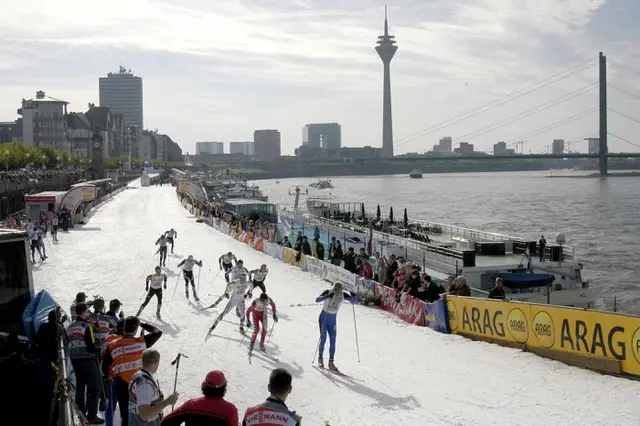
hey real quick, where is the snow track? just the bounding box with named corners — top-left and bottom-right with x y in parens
top-left (34, 182), bottom-right (640, 425)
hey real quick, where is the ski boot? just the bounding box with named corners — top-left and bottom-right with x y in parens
top-left (235, 307), bottom-right (241, 318)
top-left (185, 290), bottom-right (189, 299)
top-left (156, 308), bottom-right (161, 320)
top-left (259, 341), bottom-right (266, 352)
top-left (239, 325), bottom-right (245, 335)
top-left (328, 359), bottom-right (338, 372)
top-left (318, 358), bottom-right (324, 368)
top-left (193, 293), bottom-right (200, 302)
top-left (248, 341), bottom-right (255, 353)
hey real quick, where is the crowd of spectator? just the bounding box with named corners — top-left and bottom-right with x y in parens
top-left (0, 168), bottom-right (91, 190)
top-left (1, 292), bottom-right (301, 426)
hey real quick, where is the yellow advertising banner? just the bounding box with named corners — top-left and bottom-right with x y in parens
top-left (528, 304), bottom-right (640, 376)
top-left (446, 296), bottom-right (531, 345)
top-left (447, 296), bottom-right (640, 376)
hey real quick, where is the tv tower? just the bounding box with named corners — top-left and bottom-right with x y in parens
top-left (375, 5), bottom-right (398, 158)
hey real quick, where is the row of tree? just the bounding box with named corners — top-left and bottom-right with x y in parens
top-left (358, 203), bottom-right (409, 227)
top-left (0, 143), bottom-right (185, 171)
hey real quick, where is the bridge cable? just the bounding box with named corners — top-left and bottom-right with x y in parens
top-left (607, 83), bottom-right (640, 101)
top-left (608, 132), bottom-right (640, 150)
top-left (608, 108), bottom-right (640, 126)
top-left (393, 58), bottom-right (597, 148)
top-left (452, 82), bottom-right (598, 144)
top-left (505, 107), bottom-right (598, 145)
top-left (607, 59), bottom-right (640, 77)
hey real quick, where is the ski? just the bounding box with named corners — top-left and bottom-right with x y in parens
top-left (201, 294), bottom-right (225, 310)
top-left (204, 316), bottom-right (222, 341)
top-left (251, 349), bottom-right (279, 363)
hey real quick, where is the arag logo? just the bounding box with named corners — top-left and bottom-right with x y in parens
top-left (532, 310), bottom-right (555, 348)
top-left (446, 299), bottom-right (458, 332)
top-left (631, 327), bottom-right (640, 365)
top-left (507, 308), bottom-right (529, 344)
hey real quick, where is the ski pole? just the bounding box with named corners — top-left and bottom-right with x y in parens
top-left (267, 321), bottom-right (276, 343)
top-left (352, 303), bottom-right (361, 363)
top-left (171, 266), bottom-right (184, 301)
top-left (170, 353), bottom-right (188, 410)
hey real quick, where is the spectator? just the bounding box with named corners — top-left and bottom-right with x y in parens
top-left (313, 237), bottom-right (325, 260)
top-left (385, 254), bottom-right (398, 286)
top-left (401, 268), bottom-right (422, 298)
top-left (162, 370), bottom-right (239, 426)
top-left (66, 302), bottom-right (103, 424)
top-left (242, 368), bottom-right (301, 426)
top-left (422, 275), bottom-right (446, 303)
top-left (449, 276), bottom-right (471, 296)
top-left (359, 255), bottom-right (373, 279)
top-left (488, 277), bottom-right (506, 299)
top-left (330, 240), bottom-right (343, 266)
top-left (373, 252), bottom-right (387, 283)
top-left (102, 316), bottom-right (163, 426)
top-left (343, 247), bottom-right (357, 273)
top-left (129, 349), bottom-right (179, 426)
top-left (300, 236), bottom-right (312, 256)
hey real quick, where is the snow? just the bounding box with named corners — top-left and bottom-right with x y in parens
top-left (34, 181), bottom-right (640, 425)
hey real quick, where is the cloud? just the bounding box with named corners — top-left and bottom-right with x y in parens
top-left (0, 0), bottom-right (638, 155)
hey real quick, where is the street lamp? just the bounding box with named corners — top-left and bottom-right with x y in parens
top-left (41, 155), bottom-right (47, 170)
top-left (56, 156), bottom-right (61, 169)
top-left (3, 149), bottom-right (8, 171)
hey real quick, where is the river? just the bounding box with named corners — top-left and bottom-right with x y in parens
top-left (252, 170), bottom-right (639, 314)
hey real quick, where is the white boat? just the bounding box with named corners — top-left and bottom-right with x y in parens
top-left (284, 203), bottom-right (592, 309)
top-left (309, 178), bottom-right (334, 190)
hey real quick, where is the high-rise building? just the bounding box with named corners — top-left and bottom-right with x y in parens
top-left (196, 141), bottom-right (224, 155)
top-left (375, 6), bottom-right (398, 158)
top-left (254, 129), bottom-right (281, 159)
top-left (19, 90), bottom-right (69, 151)
top-left (229, 141), bottom-right (254, 155)
top-left (302, 123), bottom-right (341, 150)
top-left (586, 137), bottom-right (600, 154)
top-left (99, 66), bottom-right (144, 129)
top-left (552, 139), bottom-right (565, 155)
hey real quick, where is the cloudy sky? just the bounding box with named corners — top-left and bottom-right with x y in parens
top-left (1, 0), bottom-right (639, 155)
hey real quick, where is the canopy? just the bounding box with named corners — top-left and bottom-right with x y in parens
top-left (497, 272), bottom-right (555, 289)
top-left (21, 289), bottom-right (58, 344)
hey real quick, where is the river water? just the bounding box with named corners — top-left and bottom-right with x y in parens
top-left (253, 170), bottom-right (639, 314)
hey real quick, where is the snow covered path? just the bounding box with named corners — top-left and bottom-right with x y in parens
top-left (34, 181), bottom-right (640, 425)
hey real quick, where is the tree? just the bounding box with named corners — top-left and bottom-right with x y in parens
top-left (376, 205), bottom-right (381, 221)
top-left (360, 202), bottom-right (365, 219)
top-left (389, 206), bottom-right (394, 224)
top-left (403, 207), bottom-right (408, 227)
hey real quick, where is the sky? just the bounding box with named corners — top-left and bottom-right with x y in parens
top-left (0, 0), bottom-right (639, 156)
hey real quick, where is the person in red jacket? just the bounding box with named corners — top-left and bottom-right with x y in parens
top-left (161, 370), bottom-right (238, 426)
top-left (246, 293), bottom-right (278, 353)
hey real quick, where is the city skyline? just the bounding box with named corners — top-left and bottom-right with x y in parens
top-left (0, 1), bottom-right (639, 156)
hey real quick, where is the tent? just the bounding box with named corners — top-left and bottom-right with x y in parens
top-left (21, 289), bottom-right (59, 344)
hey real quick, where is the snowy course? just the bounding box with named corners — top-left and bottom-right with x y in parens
top-left (33, 180), bottom-right (640, 425)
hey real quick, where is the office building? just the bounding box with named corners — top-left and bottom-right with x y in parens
top-left (254, 129), bottom-right (281, 159)
top-left (302, 123), bottom-right (341, 150)
top-left (229, 141), bottom-right (254, 155)
top-left (99, 66), bottom-right (144, 129)
top-left (552, 139), bottom-right (565, 155)
top-left (19, 90), bottom-right (69, 151)
top-left (0, 120), bottom-right (21, 144)
top-left (196, 141), bottom-right (224, 155)
top-left (586, 137), bottom-right (600, 154)
top-left (454, 142), bottom-right (474, 155)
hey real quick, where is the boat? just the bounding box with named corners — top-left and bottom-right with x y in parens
top-left (309, 178), bottom-right (334, 190)
top-left (281, 202), bottom-right (592, 309)
top-left (409, 169), bottom-right (423, 179)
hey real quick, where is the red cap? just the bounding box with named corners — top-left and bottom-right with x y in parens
top-left (203, 370), bottom-right (227, 388)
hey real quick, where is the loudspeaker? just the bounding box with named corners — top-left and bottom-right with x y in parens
top-left (0, 229), bottom-right (34, 336)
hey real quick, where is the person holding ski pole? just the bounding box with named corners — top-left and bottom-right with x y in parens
top-left (136, 266), bottom-right (168, 319)
top-left (155, 234), bottom-right (169, 266)
top-left (177, 255), bottom-right (203, 301)
top-left (315, 282), bottom-right (358, 372)
top-left (205, 272), bottom-right (252, 338)
top-left (246, 293), bottom-right (278, 353)
top-left (219, 251), bottom-right (238, 282)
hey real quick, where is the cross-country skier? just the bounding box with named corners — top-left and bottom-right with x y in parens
top-left (246, 293), bottom-right (278, 353)
top-left (315, 282), bottom-right (358, 371)
top-left (229, 260), bottom-right (250, 317)
top-left (207, 272), bottom-right (252, 335)
top-left (177, 255), bottom-right (203, 301)
top-left (51, 213), bottom-right (59, 242)
top-left (219, 252), bottom-right (238, 282)
top-left (249, 264), bottom-right (269, 294)
top-left (155, 234), bottom-right (168, 266)
top-left (136, 266), bottom-right (167, 318)
top-left (164, 228), bottom-right (177, 253)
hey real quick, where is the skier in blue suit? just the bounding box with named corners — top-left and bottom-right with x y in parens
top-left (315, 282), bottom-right (358, 371)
